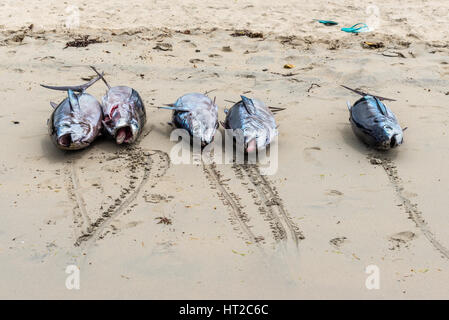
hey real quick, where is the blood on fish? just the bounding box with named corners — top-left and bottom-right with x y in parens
top-left (246, 139), bottom-right (257, 153)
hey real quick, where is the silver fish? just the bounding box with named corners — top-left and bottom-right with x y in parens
top-left (223, 96), bottom-right (278, 152)
top-left (342, 85), bottom-right (404, 150)
top-left (160, 93), bottom-right (218, 146)
top-left (91, 66), bottom-right (146, 145)
top-left (42, 75), bottom-right (103, 150)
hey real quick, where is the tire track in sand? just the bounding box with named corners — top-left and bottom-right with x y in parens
top-left (70, 162), bottom-right (92, 227)
top-left (236, 163), bottom-right (304, 246)
top-left (203, 161), bottom-right (261, 247)
top-left (75, 148), bottom-right (170, 246)
top-left (369, 154), bottom-right (449, 259)
top-left (65, 161), bottom-right (91, 239)
top-left (231, 163), bottom-right (286, 242)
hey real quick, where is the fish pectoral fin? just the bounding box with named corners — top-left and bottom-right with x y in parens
top-left (50, 102), bottom-right (58, 109)
top-left (158, 105), bottom-right (190, 112)
top-left (240, 95), bottom-right (257, 115)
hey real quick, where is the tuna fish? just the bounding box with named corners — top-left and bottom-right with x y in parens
top-left (90, 66), bottom-right (146, 144)
top-left (222, 96), bottom-right (278, 152)
top-left (342, 85), bottom-right (404, 150)
top-left (160, 93), bottom-right (218, 146)
top-left (42, 75), bottom-right (104, 150)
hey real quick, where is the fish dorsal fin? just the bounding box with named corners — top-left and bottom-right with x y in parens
top-left (371, 96), bottom-right (388, 116)
top-left (50, 102), bottom-right (58, 109)
top-left (241, 95), bottom-right (256, 115)
top-left (68, 89), bottom-right (81, 112)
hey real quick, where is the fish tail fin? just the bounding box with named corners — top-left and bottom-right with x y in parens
top-left (41, 71), bottom-right (104, 92)
top-left (341, 84), bottom-right (396, 102)
top-left (90, 66), bottom-right (111, 89)
top-left (341, 85), bottom-right (369, 97)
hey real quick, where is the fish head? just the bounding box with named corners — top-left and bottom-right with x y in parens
top-left (243, 122), bottom-right (278, 153)
top-left (53, 120), bottom-right (92, 150)
top-left (244, 129), bottom-right (268, 153)
top-left (190, 113), bottom-right (217, 147)
top-left (374, 122), bottom-right (404, 150)
top-left (103, 102), bottom-right (140, 144)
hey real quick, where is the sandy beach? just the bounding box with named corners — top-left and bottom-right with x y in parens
top-left (1, 0), bottom-right (449, 299)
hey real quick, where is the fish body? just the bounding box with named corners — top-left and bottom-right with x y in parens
top-left (223, 96), bottom-right (278, 152)
top-left (88, 67), bottom-right (146, 145)
top-left (348, 95), bottom-right (403, 150)
top-left (48, 90), bottom-right (103, 150)
top-left (163, 93), bottom-right (218, 146)
top-left (101, 86), bottom-right (146, 144)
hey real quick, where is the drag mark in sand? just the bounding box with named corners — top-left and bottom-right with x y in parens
top-left (72, 147), bottom-right (170, 247)
top-left (65, 161), bottom-right (91, 239)
top-left (237, 163), bottom-right (304, 246)
top-left (369, 154), bottom-right (449, 259)
top-left (203, 161), bottom-right (260, 247)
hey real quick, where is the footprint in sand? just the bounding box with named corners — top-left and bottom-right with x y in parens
top-left (389, 231), bottom-right (416, 250)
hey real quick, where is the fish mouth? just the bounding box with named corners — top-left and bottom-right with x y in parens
top-left (57, 134), bottom-right (72, 147)
top-left (201, 136), bottom-right (214, 147)
top-left (376, 135), bottom-right (400, 150)
top-left (55, 133), bottom-right (89, 150)
top-left (390, 134), bottom-right (402, 148)
top-left (246, 139), bottom-right (257, 153)
top-left (115, 126), bottom-right (133, 144)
